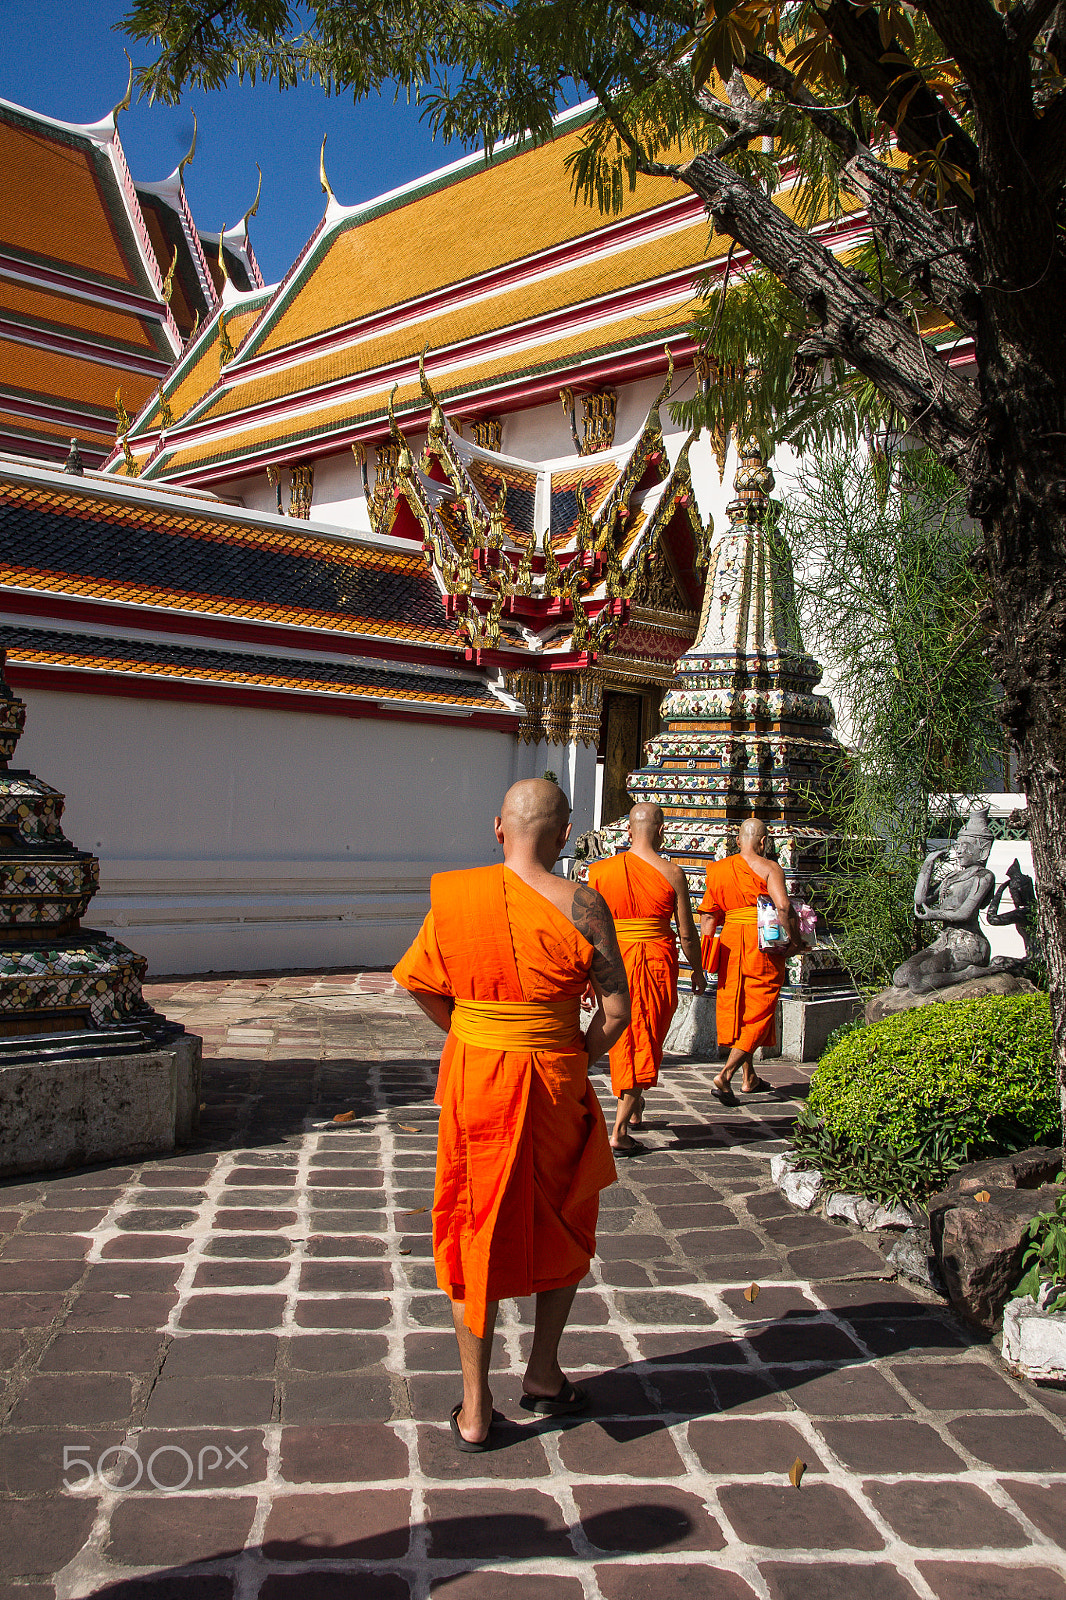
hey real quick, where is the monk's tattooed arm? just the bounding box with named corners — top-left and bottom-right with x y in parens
top-left (571, 884), bottom-right (628, 997)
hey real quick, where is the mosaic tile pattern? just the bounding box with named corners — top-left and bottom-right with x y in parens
top-left (0, 654), bottom-right (176, 1043)
top-left (0, 776), bottom-right (64, 847)
top-left (0, 971), bottom-right (1061, 1598)
top-left (0, 935), bottom-right (150, 1026)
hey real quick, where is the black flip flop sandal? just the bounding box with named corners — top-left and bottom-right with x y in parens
top-left (740, 1075), bottom-right (773, 1094)
top-left (519, 1381), bottom-right (590, 1416)
top-left (712, 1078), bottom-right (738, 1107)
top-left (610, 1139), bottom-right (647, 1158)
top-left (449, 1402), bottom-right (492, 1452)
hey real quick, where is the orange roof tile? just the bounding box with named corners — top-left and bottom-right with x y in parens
top-left (0, 335), bottom-right (156, 416)
top-left (0, 112), bottom-right (135, 285)
top-left (0, 277), bottom-right (160, 353)
top-left (251, 123), bottom-right (685, 359)
top-left (149, 298), bottom-right (696, 478)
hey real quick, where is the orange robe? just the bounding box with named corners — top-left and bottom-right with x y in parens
top-left (700, 855), bottom-right (787, 1052)
top-left (392, 863), bottom-right (616, 1337)
top-left (587, 851), bottom-right (678, 1097)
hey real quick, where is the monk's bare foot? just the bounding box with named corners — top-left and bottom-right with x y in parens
top-left (521, 1361), bottom-right (566, 1400)
top-left (712, 1074), bottom-right (738, 1107)
top-left (454, 1391), bottom-right (493, 1445)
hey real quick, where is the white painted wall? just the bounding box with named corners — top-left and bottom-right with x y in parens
top-left (14, 688), bottom-right (522, 977)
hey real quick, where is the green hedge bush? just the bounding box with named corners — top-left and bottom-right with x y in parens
top-left (808, 993), bottom-right (1058, 1153)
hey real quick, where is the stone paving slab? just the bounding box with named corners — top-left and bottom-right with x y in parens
top-left (0, 969), bottom-right (1061, 1598)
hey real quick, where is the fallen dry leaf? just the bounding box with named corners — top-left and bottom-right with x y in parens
top-left (401, 1206), bottom-right (428, 1215)
top-left (743, 1283), bottom-right (760, 1303)
top-left (397, 1123), bottom-right (419, 1133)
top-left (788, 1458), bottom-right (806, 1489)
top-left (399, 1248), bottom-right (412, 1256)
top-left (974, 1190), bottom-right (991, 1203)
top-left (332, 1111), bottom-right (357, 1124)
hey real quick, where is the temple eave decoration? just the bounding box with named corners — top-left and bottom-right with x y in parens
top-left (382, 353), bottom-right (714, 697)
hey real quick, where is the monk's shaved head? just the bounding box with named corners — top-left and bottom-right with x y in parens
top-left (737, 818), bottom-right (768, 848)
top-left (628, 803), bottom-right (664, 839)
top-left (498, 778), bottom-right (570, 840)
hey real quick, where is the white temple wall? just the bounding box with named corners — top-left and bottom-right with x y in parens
top-left (15, 688), bottom-right (522, 976)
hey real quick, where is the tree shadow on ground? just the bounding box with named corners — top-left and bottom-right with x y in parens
top-left (84, 1503), bottom-right (698, 1597)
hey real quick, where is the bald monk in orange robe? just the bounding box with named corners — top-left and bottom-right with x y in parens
top-left (588, 803), bottom-right (706, 1154)
top-left (699, 818), bottom-right (800, 1104)
top-left (393, 778), bottom-right (630, 1449)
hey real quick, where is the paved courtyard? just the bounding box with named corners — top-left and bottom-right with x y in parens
top-left (0, 970), bottom-right (1064, 1599)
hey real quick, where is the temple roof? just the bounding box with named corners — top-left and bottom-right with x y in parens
top-left (0, 458), bottom-right (515, 727)
top-left (0, 93), bottom-right (264, 472)
top-left (111, 102), bottom-right (869, 486)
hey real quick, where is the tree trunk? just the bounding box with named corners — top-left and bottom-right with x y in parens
top-left (987, 492), bottom-right (1066, 1128)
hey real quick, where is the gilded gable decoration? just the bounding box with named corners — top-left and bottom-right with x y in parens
top-left (470, 418), bottom-right (503, 452)
top-left (289, 464), bottom-right (314, 519)
top-left (265, 465), bottom-right (284, 515)
top-left (389, 350), bottom-right (709, 668)
top-left (559, 388), bottom-right (619, 457)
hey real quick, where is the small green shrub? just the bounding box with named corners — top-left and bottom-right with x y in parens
top-left (790, 1102), bottom-right (974, 1205)
top-left (809, 994), bottom-right (1058, 1153)
top-left (1015, 1183), bottom-right (1066, 1314)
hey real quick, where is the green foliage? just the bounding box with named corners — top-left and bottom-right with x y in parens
top-left (789, 1101), bottom-right (974, 1206)
top-left (809, 994), bottom-right (1058, 1154)
top-left (776, 445), bottom-right (1001, 990)
top-left (1015, 1186), bottom-right (1066, 1314)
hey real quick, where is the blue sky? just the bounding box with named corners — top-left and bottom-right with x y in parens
top-left (0, 0), bottom-right (462, 282)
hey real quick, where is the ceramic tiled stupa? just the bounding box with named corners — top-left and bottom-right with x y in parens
top-left (0, 651), bottom-right (200, 1172)
top-left (598, 438), bottom-right (857, 1050)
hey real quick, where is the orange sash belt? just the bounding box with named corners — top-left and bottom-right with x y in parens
top-left (614, 916), bottom-right (674, 940)
top-left (724, 907), bottom-right (759, 926)
top-left (449, 997), bottom-right (582, 1051)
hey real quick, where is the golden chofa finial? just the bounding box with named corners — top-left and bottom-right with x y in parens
top-left (178, 114), bottom-right (198, 194)
top-left (242, 164), bottom-right (263, 229)
top-left (418, 349), bottom-right (446, 438)
top-left (111, 51), bottom-right (133, 122)
top-left (319, 134), bottom-right (335, 206)
top-left (217, 228), bottom-right (230, 289)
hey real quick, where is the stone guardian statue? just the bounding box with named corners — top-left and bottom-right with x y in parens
top-left (892, 806), bottom-right (997, 994)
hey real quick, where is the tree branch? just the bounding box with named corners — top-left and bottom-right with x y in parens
top-left (738, 49), bottom-right (980, 333)
top-left (676, 144), bottom-right (980, 468)
top-left (823, 0), bottom-right (980, 182)
top-left (1012, 0), bottom-right (1062, 55)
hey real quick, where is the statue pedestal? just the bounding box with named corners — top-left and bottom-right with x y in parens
top-left (665, 989), bottom-right (862, 1063)
top-left (0, 1032), bottom-right (202, 1178)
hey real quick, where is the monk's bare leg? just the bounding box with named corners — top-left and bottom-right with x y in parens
top-left (715, 1046), bottom-right (765, 1095)
top-left (629, 1089), bottom-right (646, 1128)
top-left (612, 1089), bottom-right (642, 1150)
top-left (523, 1283), bottom-right (578, 1398)
top-left (451, 1298), bottom-right (499, 1444)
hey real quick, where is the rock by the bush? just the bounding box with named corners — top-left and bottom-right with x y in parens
top-left (928, 1178), bottom-right (1064, 1331)
top-left (769, 1152), bottom-right (795, 1186)
top-left (944, 1145), bottom-right (1063, 1195)
top-left (869, 1201), bottom-right (922, 1231)
top-left (771, 1153), bottom-right (823, 1210)
top-left (1002, 1285), bottom-right (1066, 1382)
top-left (825, 1191), bottom-right (879, 1228)
top-left (865, 970), bottom-right (1037, 1025)
top-left (886, 1230), bottom-right (945, 1295)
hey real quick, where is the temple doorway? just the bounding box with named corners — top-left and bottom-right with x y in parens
top-left (598, 691), bottom-right (646, 825)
